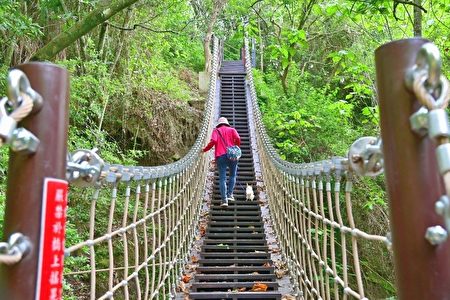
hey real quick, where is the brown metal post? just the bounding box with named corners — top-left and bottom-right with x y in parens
top-left (0, 62), bottom-right (69, 299)
top-left (376, 39), bottom-right (450, 299)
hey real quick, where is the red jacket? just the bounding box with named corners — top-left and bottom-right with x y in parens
top-left (203, 126), bottom-right (241, 158)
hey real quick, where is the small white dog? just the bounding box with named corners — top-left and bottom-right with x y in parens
top-left (246, 183), bottom-right (255, 201)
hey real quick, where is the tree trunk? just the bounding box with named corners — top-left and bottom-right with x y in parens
top-left (258, 19), bottom-right (264, 72)
top-left (203, 37), bottom-right (212, 73)
top-left (32, 0), bottom-right (139, 61)
top-left (203, 0), bottom-right (227, 72)
top-left (281, 63), bottom-right (290, 95)
top-left (97, 22), bottom-right (108, 58)
top-left (413, 0), bottom-right (422, 36)
top-left (74, 1), bottom-right (87, 74)
top-left (4, 37), bottom-right (16, 67)
top-left (111, 9), bottom-right (133, 74)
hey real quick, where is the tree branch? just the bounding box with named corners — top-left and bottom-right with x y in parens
top-left (250, 6), bottom-right (268, 28)
top-left (106, 19), bottom-right (194, 34)
top-left (394, 0), bottom-right (427, 13)
top-left (430, 0), bottom-right (450, 30)
top-left (249, 0), bottom-right (264, 9)
top-left (33, 0), bottom-right (139, 61)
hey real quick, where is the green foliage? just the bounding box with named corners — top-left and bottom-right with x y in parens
top-left (254, 68), bottom-right (357, 162)
top-left (0, 1), bottom-right (42, 38)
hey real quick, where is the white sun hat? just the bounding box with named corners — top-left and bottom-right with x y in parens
top-left (216, 117), bottom-right (230, 127)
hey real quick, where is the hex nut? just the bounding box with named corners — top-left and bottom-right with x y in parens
top-left (10, 128), bottom-right (39, 153)
top-left (409, 107), bottom-right (429, 136)
top-left (425, 225), bottom-right (448, 245)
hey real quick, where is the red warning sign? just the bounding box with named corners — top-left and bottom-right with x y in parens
top-left (36, 178), bottom-right (68, 300)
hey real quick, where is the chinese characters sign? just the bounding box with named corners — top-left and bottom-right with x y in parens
top-left (36, 178), bottom-right (68, 300)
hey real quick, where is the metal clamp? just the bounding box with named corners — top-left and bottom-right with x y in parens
top-left (0, 97), bottom-right (40, 154)
top-left (0, 70), bottom-right (43, 153)
top-left (348, 137), bottom-right (384, 177)
top-left (0, 97), bottom-right (17, 144)
top-left (7, 69), bottom-right (43, 112)
top-left (406, 43), bottom-right (449, 110)
top-left (0, 233), bottom-right (31, 265)
top-left (67, 149), bottom-right (105, 187)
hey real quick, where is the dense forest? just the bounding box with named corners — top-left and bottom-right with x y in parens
top-left (0, 0), bottom-right (449, 299)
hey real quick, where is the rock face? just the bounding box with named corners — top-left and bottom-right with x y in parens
top-left (105, 87), bottom-right (203, 166)
top-left (142, 90), bottom-right (203, 165)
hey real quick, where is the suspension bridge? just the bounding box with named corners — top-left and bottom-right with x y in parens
top-left (0, 31), bottom-right (449, 300)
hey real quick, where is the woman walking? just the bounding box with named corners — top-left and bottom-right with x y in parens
top-left (202, 117), bottom-right (241, 207)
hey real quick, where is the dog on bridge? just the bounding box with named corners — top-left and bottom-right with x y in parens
top-left (246, 183), bottom-right (255, 201)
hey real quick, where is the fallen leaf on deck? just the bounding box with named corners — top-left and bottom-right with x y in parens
top-left (178, 281), bottom-right (189, 293)
top-left (238, 287), bottom-right (247, 292)
top-left (281, 295), bottom-right (296, 300)
top-left (182, 275), bottom-right (192, 283)
top-left (185, 263), bottom-right (197, 272)
top-left (191, 256), bottom-right (199, 263)
top-left (199, 226), bottom-right (206, 237)
top-left (263, 262), bottom-right (272, 267)
top-left (275, 269), bottom-right (286, 278)
top-left (251, 282), bottom-right (268, 292)
top-left (274, 260), bottom-right (287, 269)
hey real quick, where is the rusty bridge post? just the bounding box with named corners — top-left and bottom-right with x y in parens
top-left (0, 62), bottom-right (69, 299)
top-left (376, 39), bottom-right (450, 299)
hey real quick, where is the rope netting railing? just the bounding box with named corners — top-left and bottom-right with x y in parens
top-left (243, 34), bottom-right (391, 299)
top-left (61, 38), bottom-right (220, 299)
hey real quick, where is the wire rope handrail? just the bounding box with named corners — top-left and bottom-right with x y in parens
top-left (243, 30), bottom-right (391, 299)
top-left (63, 37), bottom-right (221, 300)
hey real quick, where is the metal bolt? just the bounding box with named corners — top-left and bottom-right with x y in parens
top-left (436, 197), bottom-right (446, 215)
top-left (10, 128), bottom-right (39, 153)
top-left (373, 162), bottom-right (382, 172)
top-left (435, 195), bottom-right (450, 233)
top-left (425, 225), bottom-right (448, 245)
top-left (9, 233), bottom-right (31, 257)
top-left (351, 154), bottom-right (361, 163)
top-left (409, 107), bottom-right (429, 136)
